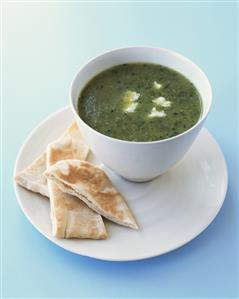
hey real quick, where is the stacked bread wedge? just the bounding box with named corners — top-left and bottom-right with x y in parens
top-left (15, 122), bottom-right (138, 239)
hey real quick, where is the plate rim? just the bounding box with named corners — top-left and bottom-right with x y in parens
top-left (13, 106), bottom-right (228, 261)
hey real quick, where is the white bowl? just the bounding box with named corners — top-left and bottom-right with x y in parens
top-left (70, 46), bottom-right (212, 182)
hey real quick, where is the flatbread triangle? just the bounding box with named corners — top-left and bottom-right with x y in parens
top-left (45, 159), bottom-right (138, 230)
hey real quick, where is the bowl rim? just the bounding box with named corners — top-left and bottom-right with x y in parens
top-left (70, 46), bottom-right (212, 145)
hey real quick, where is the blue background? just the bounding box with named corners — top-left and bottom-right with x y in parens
top-left (2, 2), bottom-right (238, 298)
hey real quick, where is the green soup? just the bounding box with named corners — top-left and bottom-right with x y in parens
top-left (77, 63), bottom-right (202, 142)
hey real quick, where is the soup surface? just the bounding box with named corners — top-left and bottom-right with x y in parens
top-left (78, 63), bottom-right (202, 141)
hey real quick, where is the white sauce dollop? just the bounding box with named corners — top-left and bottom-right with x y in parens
top-left (152, 96), bottom-right (171, 108)
top-left (153, 81), bottom-right (162, 89)
top-left (148, 107), bottom-right (166, 118)
top-left (122, 90), bottom-right (140, 113)
top-left (124, 102), bottom-right (138, 113)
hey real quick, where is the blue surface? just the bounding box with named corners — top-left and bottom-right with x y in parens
top-left (2, 2), bottom-right (238, 298)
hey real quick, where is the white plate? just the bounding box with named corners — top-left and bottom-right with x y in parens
top-left (14, 106), bottom-right (228, 261)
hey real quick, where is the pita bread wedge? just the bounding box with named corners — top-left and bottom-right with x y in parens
top-left (47, 122), bottom-right (89, 166)
top-left (15, 153), bottom-right (49, 197)
top-left (47, 122), bottom-right (107, 239)
top-left (14, 123), bottom-right (89, 199)
top-left (45, 159), bottom-right (139, 230)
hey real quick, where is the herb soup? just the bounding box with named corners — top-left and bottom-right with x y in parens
top-left (78, 63), bottom-right (202, 142)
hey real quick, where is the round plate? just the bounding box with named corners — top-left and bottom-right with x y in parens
top-left (14, 106), bottom-right (228, 261)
